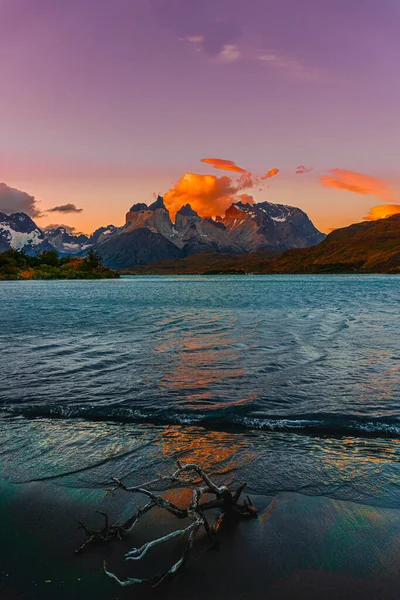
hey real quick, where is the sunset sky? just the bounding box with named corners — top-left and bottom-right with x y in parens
top-left (1, 0), bottom-right (399, 234)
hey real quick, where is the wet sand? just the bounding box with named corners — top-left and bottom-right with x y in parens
top-left (1, 480), bottom-right (400, 600)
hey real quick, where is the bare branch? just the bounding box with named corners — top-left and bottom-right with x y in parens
top-left (125, 522), bottom-right (199, 561)
top-left (77, 462), bottom-right (258, 587)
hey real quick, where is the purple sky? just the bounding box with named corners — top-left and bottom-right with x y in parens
top-left (1, 0), bottom-right (399, 232)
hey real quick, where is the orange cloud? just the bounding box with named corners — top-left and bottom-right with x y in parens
top-left (321, 169), bottom-right (395, 202)
top-left (201, 158), bottom-right (248, 174)
top-left (236, 193), bottom-right (254, 204)
top-left (363, 204), bottom-right (400, 221)
top-left (296, 166), bottom-right (313, 174)
top-left (164, 172), bottom-right (254, 219)
top-left (260, 168), bottom-right (279, 180)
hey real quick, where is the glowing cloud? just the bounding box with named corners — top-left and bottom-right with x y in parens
top-left (363, 204), bottom-right (400, 221)
top-left (321, 169), bottom-right (395, 202)
top-left (236, 193), bottom-right (254, 204)
top-left (164, 172), bottom-right (254, 219)
top-left (201, 158), bottom-right (248, 174)
top-left (296, 166), bottom-right (313, 174)
top-left (260, 168), bottom-right (279, 180)
top-left (165, 159), bottom-right (281, 218)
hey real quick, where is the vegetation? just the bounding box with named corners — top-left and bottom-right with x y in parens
top-left (0, 248), bottom-right (119, 280)
top-left (123, 215), bottom-right (400, 275)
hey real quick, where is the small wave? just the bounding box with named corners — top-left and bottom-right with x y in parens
top-left (237, 416), bottom-right (400, 438)
top-left (1, 405), bottom-right (400, 439)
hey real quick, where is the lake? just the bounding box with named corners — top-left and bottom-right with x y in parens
top-left (0, 275), bottom-right (399, 508)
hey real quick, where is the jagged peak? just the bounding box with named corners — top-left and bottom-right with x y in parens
top-left (149, 195), bottom-right (166, 211)
top-left (224, 204), bottom-right (248, 219)
top-left (234, 200), bottom-right (254, 209)
top-left (129, 203), bottom-right (148, 213)
top-left (177, 204), bottom-right (198, 217)
top-left (206, 217), bottom-right (226, 230)
top-left (0, 211), bottom-right (35, 222)
top-left (0, 211), bottom-right (39, 233)
top-left (254, 200), bottom-right (297, 213)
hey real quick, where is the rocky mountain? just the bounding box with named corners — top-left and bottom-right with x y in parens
top-left (125, 213), bottom-right (400, 275)
top-left (220, 201), bottom-right (325, 251)
top-left (87, 225), bottom-right (119, 246)
top-left (42, 226), bottom-right (91, 255)
top-left (95, 196), bottom-right (324, 268)
top-left (0, 211), bottom-right (54, 254)
top-left (0, 194), bottom-right (325, 268)
top-left (94, 227), bottom-right (181, 269)
top-left (0, 210), bottom-right (119, 257)
top-left (43, 224), bottom-right (118, 255)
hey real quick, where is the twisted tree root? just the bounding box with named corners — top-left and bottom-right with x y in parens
top-left (76, 462), bottom-right (257, 586)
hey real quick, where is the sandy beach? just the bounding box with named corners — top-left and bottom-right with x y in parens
top-left (1, 480), bottom-right (400, 600)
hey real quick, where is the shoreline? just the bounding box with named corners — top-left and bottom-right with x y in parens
top-left (1, 479), bottom-right (400, 599)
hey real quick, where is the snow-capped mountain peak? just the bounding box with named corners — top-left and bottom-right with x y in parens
top-left (0, 211), bottom-right (54, 254)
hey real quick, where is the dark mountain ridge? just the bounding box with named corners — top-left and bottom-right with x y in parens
top-left (122, 214), bottom-right (400, 275)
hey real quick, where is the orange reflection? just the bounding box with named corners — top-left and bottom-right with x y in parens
top-left (154, 425), bottom-right (253, 478)
top-left (158, 333), bottom-right (258, 409)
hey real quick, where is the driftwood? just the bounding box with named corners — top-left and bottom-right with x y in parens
top-left (76, 461), bottom-right (257, 587)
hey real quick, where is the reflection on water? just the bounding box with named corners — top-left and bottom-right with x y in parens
top-left (159, 327), bottom-right (257, 410)
top-left (155, 425), bottom-right (249, 477)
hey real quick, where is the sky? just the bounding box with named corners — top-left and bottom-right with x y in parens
top-left (1, 0), bottom-right (399, 234)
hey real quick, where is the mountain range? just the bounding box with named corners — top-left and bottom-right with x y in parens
top-left (95, 196), bottom-right (325, 268)
top-left (1, 195), bottom-right (399, 274)
top-left (125, 214), bottom-right (400, 275)
top-left (0, 211), bottom-right (117, 256)
top-left (0, 194), bottom-right (325, 268)
top-left (43, 224), bottom-right (118, 255)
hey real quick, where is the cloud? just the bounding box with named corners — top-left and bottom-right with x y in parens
top-left (154, 0), bottom-right (240, 56)
top-left (164, 172), bottom-right (256, 219)
top-left (42, 224), bottom-right (77, 233)
top-left (260, 168), bottom-right (279, 180)
top-left (183, 35), bottom-right (204, 44)
top-left (236, 193), bottom-right (254, 204)
top-left (320, 169), bottom-right (395, 202)
top-left (258, 53), bottom-right (323, 82)
top-left (165, 157), bottom-right (281, 218)
top-left (201, 157), bottom-right (248, 174)
top-left (47, 203), bottom-right (83, 213)
top-left (363, 204), bottom-right (400, 221)
top-left (217, 44), bottom-right (241, 63)
top-left (296, 166), bottom-right (313, 174)
top-left (0, 182), bottom-right (42, 218)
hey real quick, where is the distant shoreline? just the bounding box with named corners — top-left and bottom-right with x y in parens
top-left (120, 270), bottom-right (400, 276)
top-left (0, 249), bottom-right (119, 281)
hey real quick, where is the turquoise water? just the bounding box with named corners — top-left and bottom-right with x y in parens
top-left (0, 275), bottom-right (399, 507)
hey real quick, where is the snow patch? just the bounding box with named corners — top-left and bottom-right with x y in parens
top-left (0, 224), bottom-right (43, 250)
